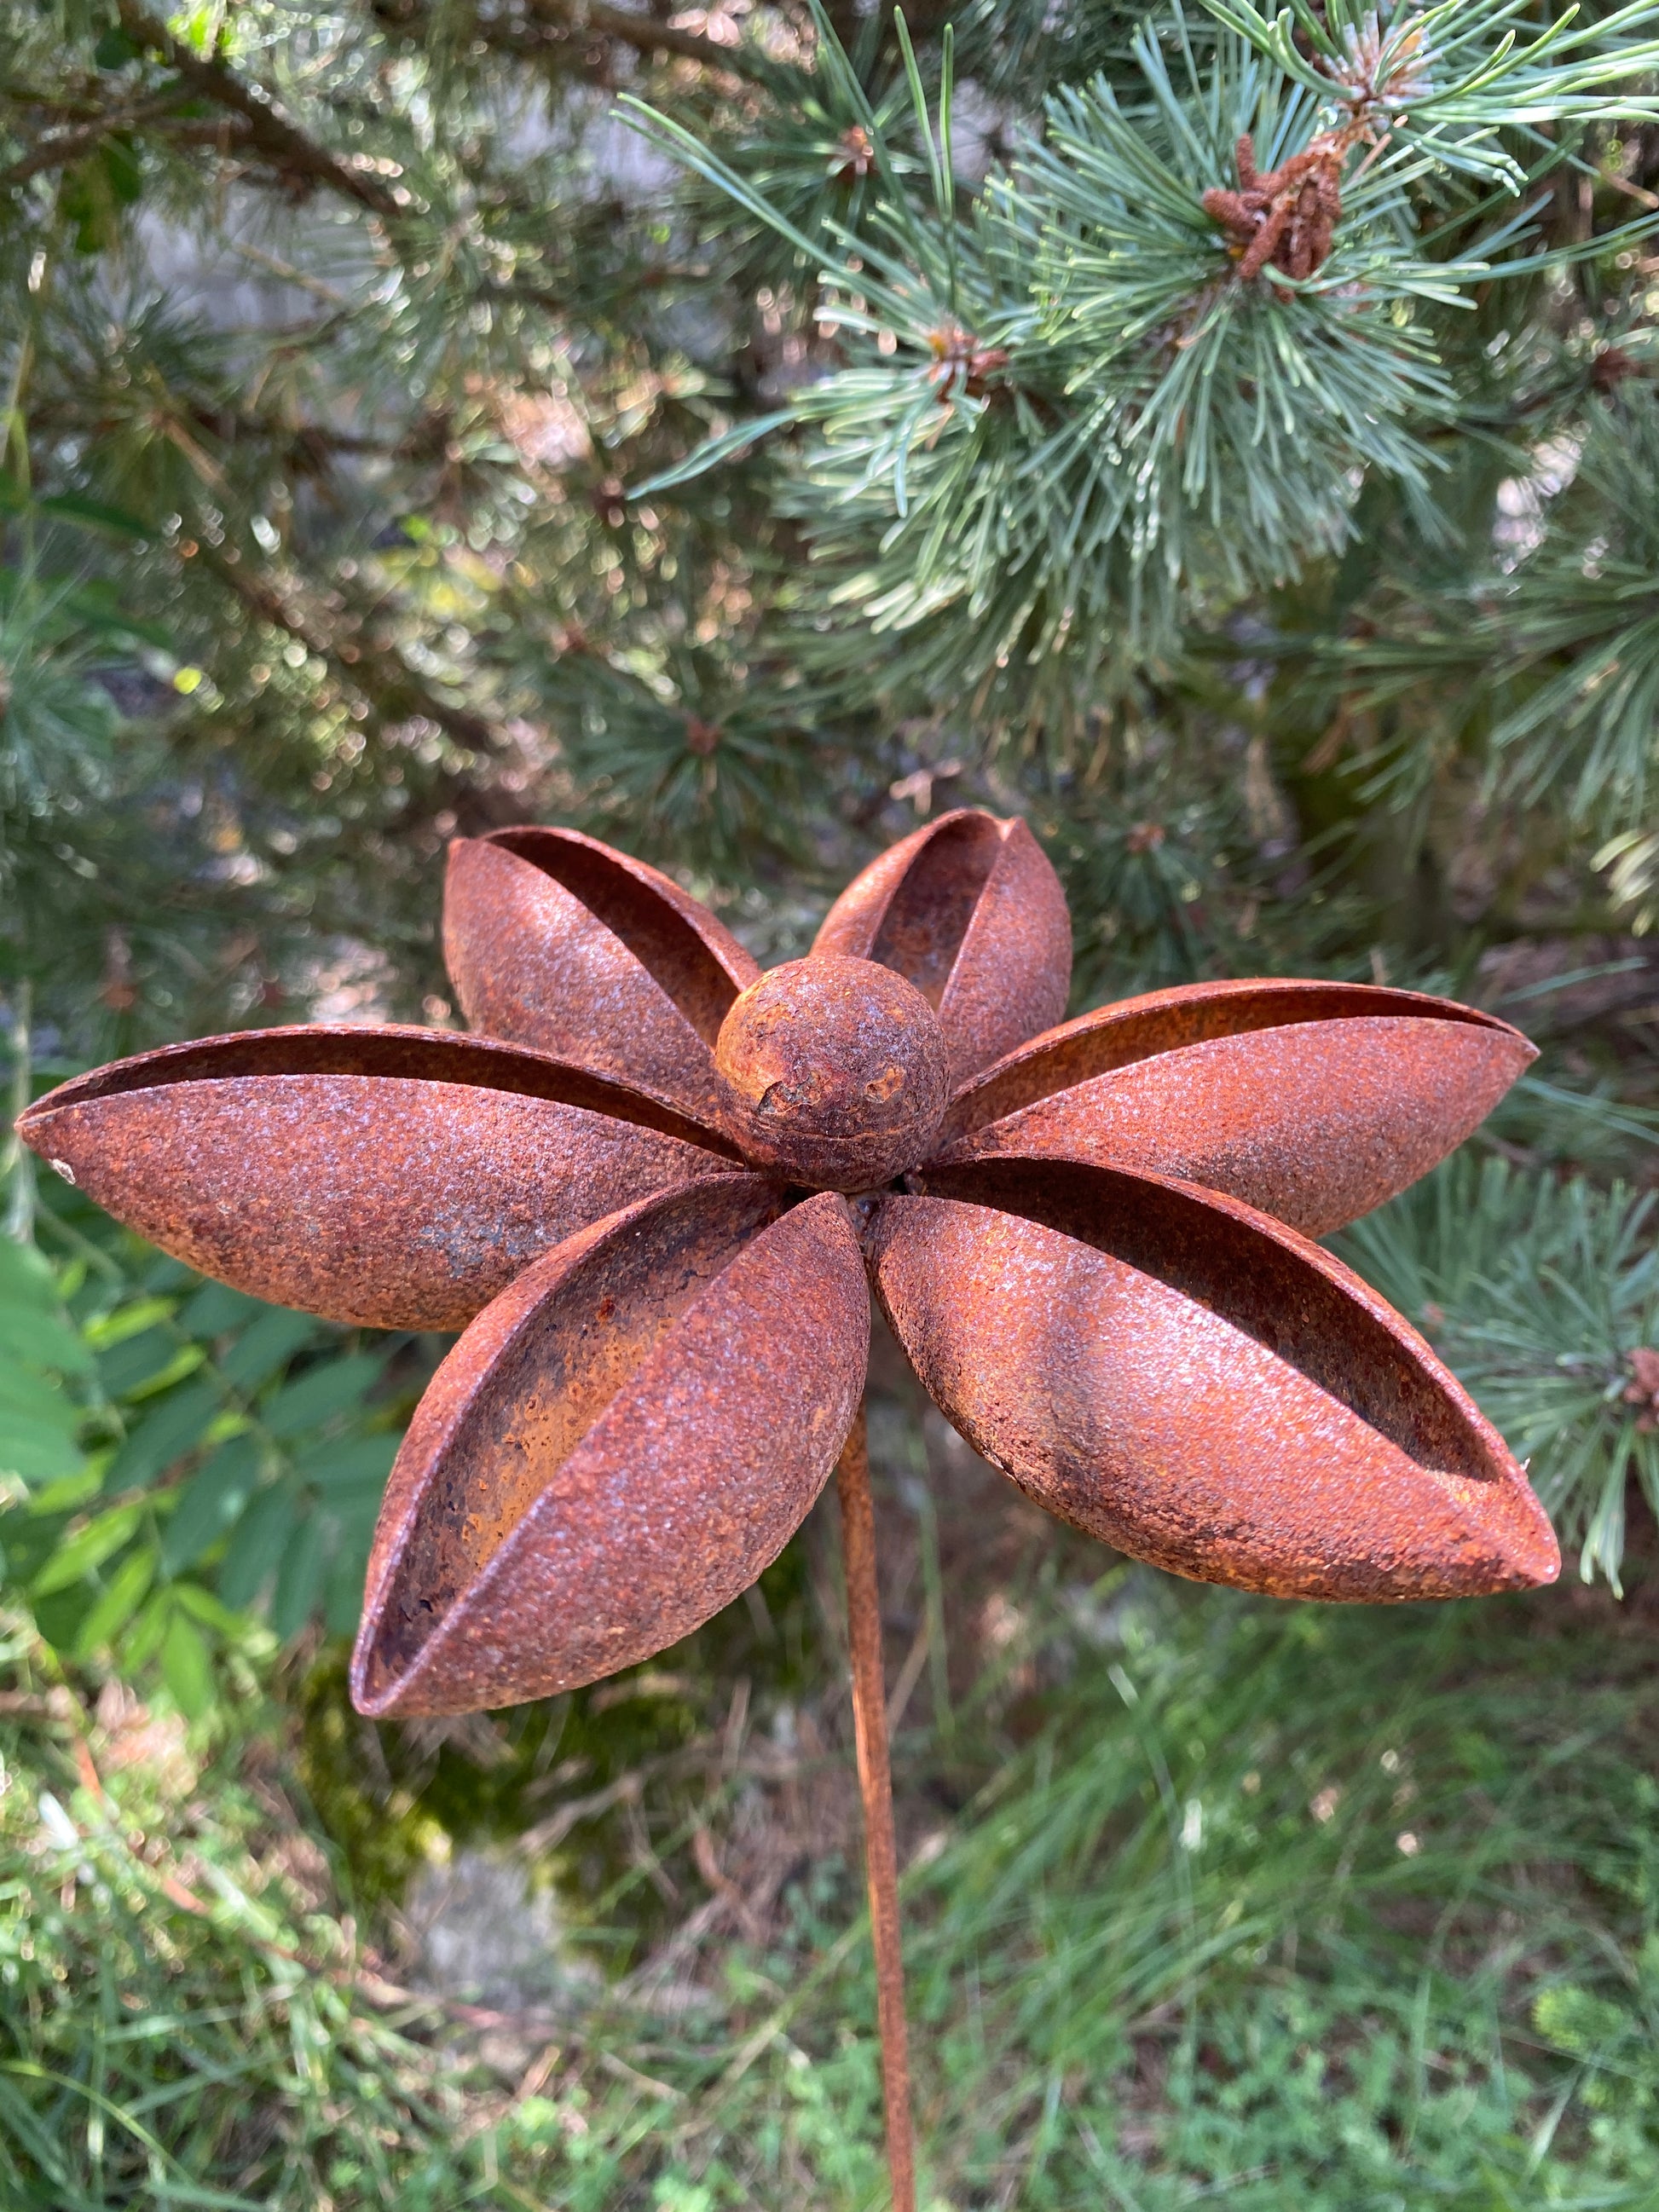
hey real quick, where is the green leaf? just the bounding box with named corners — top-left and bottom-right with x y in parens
top-left (220, 1308), bottom-right (318, 1393)
top-left (0, 1306), bottom-right (93, 1376)
top-left (180, 1282), bottom-right (267, 1338)
top-left (72, 1548), bottom-right (155, 1657)
top-left (269, 1510), bottom-right (327, 1637)
top-left (171, 1580), bottom-right (248, 1634)
top-left (0, 1241), bottom-right (59, 1307)
top-left (0, 1418), bottom-right (86, 1487)
top-left (324, 1535), bottom-right (371, 1637)
top-left (105, 1378), bottom-right (222, 1491)
top-left (160, 1609), bottom-right (214, 1718)
top-left (123, 1587), bottom-right (172, 1669)
top-left (263, 1354), bottom-right (384, 1439)
top-left (160, 1434), bottom-right (262, 1572)
top-left (217, 1483), bottom-right (294, 1611)
top-left (28, 1463), bottom-right (104, 1515)
top-left (32, 1501), bottom-right (142, 1593)
top-left (84, 1297), bottom-right (177, 1350)
top-left (295, 1433), bottom-right (399, 1492)
top-left (98, 1325), bottom-right (194, 1399)
top-left (0, 1365), bottom-right (84, 1430)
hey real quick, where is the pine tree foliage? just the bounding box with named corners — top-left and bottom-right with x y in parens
top-left (637, 0), bottom-right (1659, 714)
top-left (1339, 1152), bottom-right (1659, 1591)
top-left (4, 0), bottom-right (1659, 1605)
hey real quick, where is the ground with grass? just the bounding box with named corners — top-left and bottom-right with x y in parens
top-left (3, 1368), bottom-right (1657, 2210)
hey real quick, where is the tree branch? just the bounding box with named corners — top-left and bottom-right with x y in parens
top-left (521, 0), bottom-right (772, 82)
top-left (114, 2), bottom-right (405, 220)
top-left (195, 549), bottom-right (505, 756)
top-left (1, 93), bottom-right (199, 187)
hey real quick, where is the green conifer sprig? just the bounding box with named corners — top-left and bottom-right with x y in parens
top-left (632, 0), bottom-right (1659, 723)
top-left (1485, 390), bottom-right (1659, 835)
top-left (1339, 1152), bottom-right (1659, 1591)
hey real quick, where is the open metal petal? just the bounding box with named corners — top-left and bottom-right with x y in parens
top-left (934, 978), bottom-right (1535, 1235)
top-left (869, 1154), bottom-right (1559, 1602)
top-left (350, 1179), bottom-right (869, 1716)
top-left (812, 809), bottom-right (1072, 1088)
top-left (444, 827), bottom-right (760, 1120)
top-left (18, 1026), bottom-right (741, 1330)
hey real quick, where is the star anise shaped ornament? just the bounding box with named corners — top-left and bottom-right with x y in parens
top-left (18, 810), bottom-right (1558, 2209)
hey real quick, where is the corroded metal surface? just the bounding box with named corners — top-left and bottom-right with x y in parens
top-left (18, 1026), bottom-right (737, 1329)
top-left (20, 817), bottom-right (1561, 1672)
top-left (352, 1181), bottom-right (868, 1716)
top-left (22, 806), bottom-right (1562, 2212)
top-left (874, 1156), bottom-right (1558, 1599)
top-left (445, 826), bottom-right (758, 1120)
top-left (835, 1406), bottom-right (916, 2212)
top-left (936, 1002), bottom-right (1534, 1237)
top-left (714, 956), bottom-right (948, 1191)
top-left (939, 976), bottom-right (1531, 1138)
top-left (813, 808), bottom-right (1072, 1086)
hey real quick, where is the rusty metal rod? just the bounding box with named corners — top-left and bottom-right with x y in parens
top-left (835, 1400), bottom-right (916, 2212)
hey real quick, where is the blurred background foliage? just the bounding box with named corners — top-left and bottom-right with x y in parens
top-left (4, 0), bottom-right (1659, 2201)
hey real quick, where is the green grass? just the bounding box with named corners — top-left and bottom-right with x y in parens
top-left (3, 1567), bottom-right (1657, 2209)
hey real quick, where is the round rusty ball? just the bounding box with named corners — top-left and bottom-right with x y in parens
top-left (714, 956), bottom-right (949, 1190)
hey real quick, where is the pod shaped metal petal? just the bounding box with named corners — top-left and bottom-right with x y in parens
top-left (17, 1026), bottom-right (739, 1330)
top-left (812, 810), bottom-right (1072, 1088)
top-left (935, 979), bottom-right (1535, 1236)
top-left (444, 827), bottom-right (760, 1121)
top-left (351, 1178), bottom-right (869, 1716)
top-left (869, 1155), bottom-right (1559, 1601)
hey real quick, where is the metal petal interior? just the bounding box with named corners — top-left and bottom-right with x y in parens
top-left (20, 1023), bottom-right (740, 1153)
top-left (484, 826), bottom-right (758, 1042)
top-left (934, 1013), bottom-right (1534, 1236)
top-left (934, 817), bottom-right (1072, 1084)
top-left (940, 979), bottom-right (1529, 1146)
top-left (353, 1181), bottom-right (868, 1716)
top-left (444, 836), bottom-right (753, 1122)
top-left (19, 1033), bottom-right (738, 1329)
top-left (875, 1161), bottom-right (1558, 1600)
top-left (915, 1153), bottom-right (1506, 1477)
top-left (867, 812), bottom-right (1005, 1004)
top-left (815, 810), bottom-right (1072, 1087)
top-left (815, 810), bottom-right (1000, 996)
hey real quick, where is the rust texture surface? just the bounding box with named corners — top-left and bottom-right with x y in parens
top-left (812, 808), bottom-right (1072, 1085)
top-left (19, 804), bottom-right (1560, 1724)
top-left (835, 1406), bottom-right (916, 2212)
top-left (874, 1158), bottom-right (1557, 1601)
top-left (353, 1181), bottom-right (868, 1716)
top-left (714, 955), bottom-right (949, 1190)
top-left (444, 825), bottom-right (758, 1121)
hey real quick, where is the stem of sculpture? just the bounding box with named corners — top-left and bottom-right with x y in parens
top-left (835, 1401), bottom-right (916, 2212)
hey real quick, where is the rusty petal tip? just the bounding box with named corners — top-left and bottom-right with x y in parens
top-left (873, 1160), bottom-right (1560, 1606)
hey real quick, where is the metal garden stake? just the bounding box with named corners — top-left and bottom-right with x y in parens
top-left (20, 810), bottom-right (1561, 2209)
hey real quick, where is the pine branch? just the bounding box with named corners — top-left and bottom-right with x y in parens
top-left (113, 2), bottom-right (404, 220)
top-left (194, 550), bottom-right (504, 757)
top-left (1338, 1152), bottom-right (1659, 1592)
top-left (1, 93), bottom-right (199, 187)
top-left (519, 0), bottom-right (772, 79)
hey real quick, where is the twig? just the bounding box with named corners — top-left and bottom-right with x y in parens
top-left (114, 3), bottom-right (405, 220)
top-left (196, 549), bottom-right (506, 755)
top-left (523, 0), bottom-right (770, 80)
top-left (0, 94), bottom-right (194, 187)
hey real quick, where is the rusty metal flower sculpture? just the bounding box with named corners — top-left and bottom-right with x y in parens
top-left (18, 811), bottom-right (1559, 2209)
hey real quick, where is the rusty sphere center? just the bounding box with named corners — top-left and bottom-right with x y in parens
top-left (714, 955), bottom-right (950, 1192)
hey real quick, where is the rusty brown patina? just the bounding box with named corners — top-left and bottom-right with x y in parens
top-left (17, 806), bottom-right (1560, 2206)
